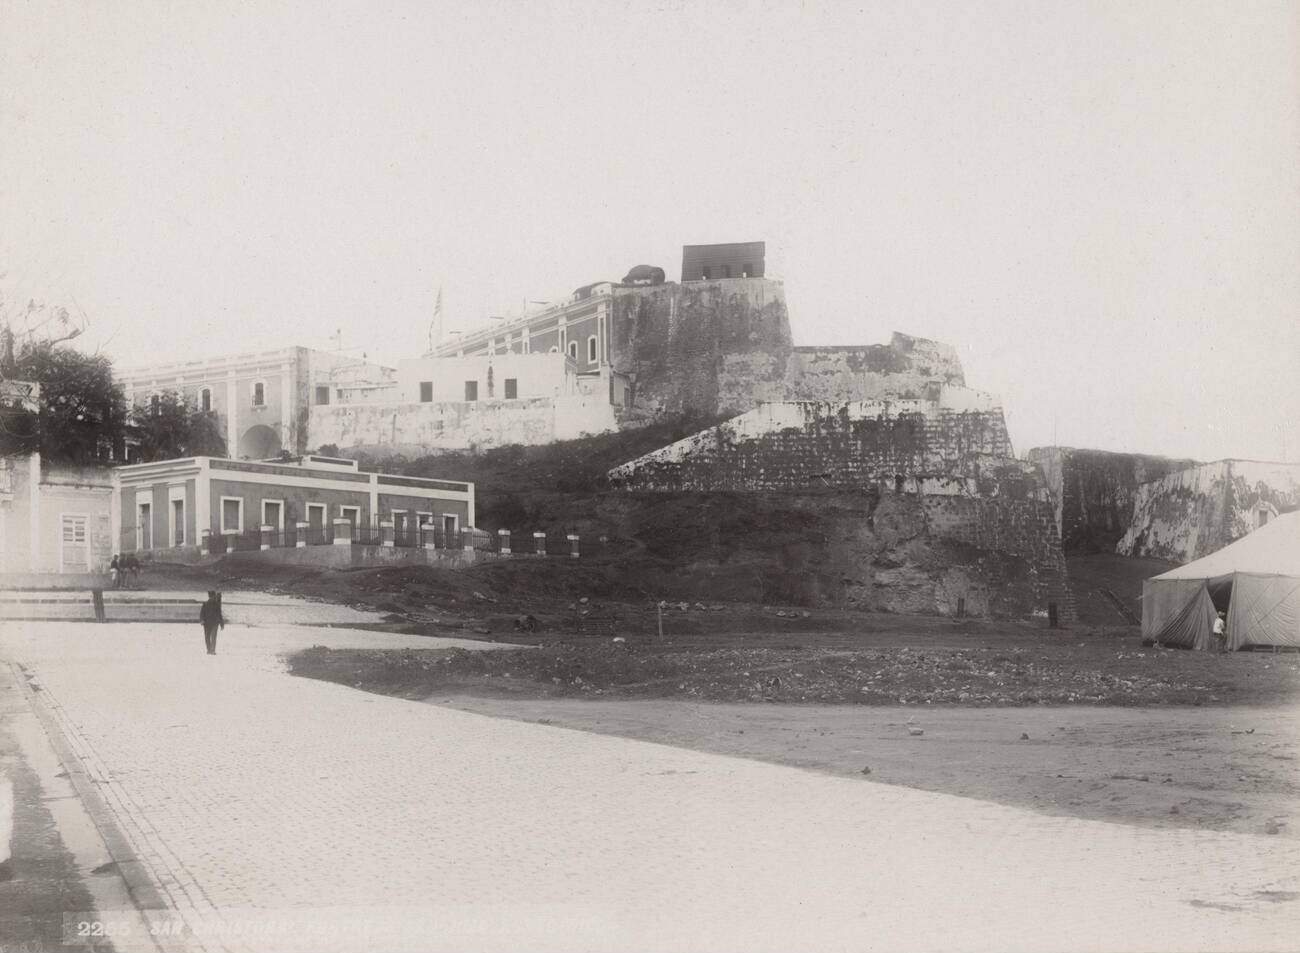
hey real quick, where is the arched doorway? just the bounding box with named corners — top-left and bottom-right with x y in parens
top-left (237, 424), bottom-right (282, 460)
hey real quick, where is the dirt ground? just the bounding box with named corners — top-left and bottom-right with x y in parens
top-left (425, 695), bottom-right (1299, 840)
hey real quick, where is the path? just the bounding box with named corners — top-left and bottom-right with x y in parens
top-left (2, 620), bottom-right (1297, 952)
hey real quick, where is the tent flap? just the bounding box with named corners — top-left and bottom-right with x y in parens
top-left (1143, 579), bottom-right (1215, 650)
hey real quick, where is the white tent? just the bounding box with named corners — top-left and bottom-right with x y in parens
top-left (1142, 510), bottom-right (1300, 651)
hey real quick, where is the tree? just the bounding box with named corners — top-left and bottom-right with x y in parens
top-left (130, 390), bottom-right (226, 462)
top-left (1, 339), bottom-right (127, 464)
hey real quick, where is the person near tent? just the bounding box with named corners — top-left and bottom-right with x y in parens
top-left (200, 591), bottom-right (225, 655)
top-left (1212, 611), bottom-right (1228, 653)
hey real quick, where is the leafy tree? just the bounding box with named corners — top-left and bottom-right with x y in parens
top-left (1, 339), bottom-right (127, 464)
top-left (131, 390), bottom-right (226, 462)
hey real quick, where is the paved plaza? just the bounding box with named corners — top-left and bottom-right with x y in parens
top-left (2, 617), bottom-right (1298, 953)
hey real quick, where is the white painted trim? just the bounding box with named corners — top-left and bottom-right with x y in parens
top-left (416, 511), bottom-right (433, 525)
top-left (196, 460), bottom-right (210, 543)
top-left (28, 453), bottom-right (40, 572)
top-left (203, 467), bottom-right (471, 502)
top-left (261, 498), bottom-right (285, 531)
top-left (219, 496), bottom-right (244, 533)
top-left (368, 474), bottom-right (379, 520)
top-left (338, 504), bottom-right (361, 527)
top-left (305, 502), bottom-right (327, 527)
top-left (136, 498), bottom-right (153, 551)
top-left (226, 372), bottom-right (238, 456)
top-left (167, 488), bottom-right (186, 547)
top-left (440, 513), bottom-right (460, 534)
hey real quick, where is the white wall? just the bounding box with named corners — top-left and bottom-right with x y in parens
top-left (396, 353), bottom-right (576, 403)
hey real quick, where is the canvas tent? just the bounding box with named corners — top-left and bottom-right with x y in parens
top-left (1142, 510), bottom-right (1300, 651)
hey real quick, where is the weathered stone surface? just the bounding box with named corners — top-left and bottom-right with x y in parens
top-left (608, 399), bottom-right (1073, 620)
top-left (308, 394), bottom-right (620, 458)
top-left (608, 395), bottom-right (1019, 494)
top-left (610, 280), bottom-right (972, 418)
top-left (1026, 447), bottom-right (1198, 554)
top-left (1117, 460), bottom-right (1300, 562)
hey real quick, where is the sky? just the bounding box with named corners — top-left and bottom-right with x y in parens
top-left (2, 0), bottom-right (1297, 462)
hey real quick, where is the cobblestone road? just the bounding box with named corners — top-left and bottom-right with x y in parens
top-left (3, 620), bottom-right (1298, 953)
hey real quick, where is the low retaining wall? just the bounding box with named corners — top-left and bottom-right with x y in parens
top-left (202, 543), bottom-right (515, 571)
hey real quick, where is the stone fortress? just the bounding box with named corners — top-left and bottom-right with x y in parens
top-left (113, 239), bottom-right (1298, 618)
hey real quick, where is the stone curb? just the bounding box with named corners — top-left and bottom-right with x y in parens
top-left (5, 662), bottom-right (175, 939)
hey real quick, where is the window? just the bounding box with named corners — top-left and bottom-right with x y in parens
top-left (261, 499), bottom-right (284, 531)
top-left (567, 341), bottom-right (578, 360)
top-left (701, 266), bottom-right (711, 279)
top-left (200, 388), bottom-right (212, 412)
top-left (464, 381), bottom-right (478, 401)
top-left (169, 486), bottom-right (186, 546)
top-left (62, 516), bottom-right (87, 544)
top-left (742, 262), bottom-right (753, 278)
top-left (252, 381), bottom-right (265, 407)
top-left (220, 497), bottom-right (243, 533)
top-left (549, 345), bottom-right (559, 353)
top-left (315, 386), bottom-right (330, 406)
top-left (587, 335), bottom-right (598, 363)
top-left (60, 515), bottom-right (89, 572)
top-left (504, 378), bottom-right (518, 400)
top-left (420, 381), bottom-right (434, 402)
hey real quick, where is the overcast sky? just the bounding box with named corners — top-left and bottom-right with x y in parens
top-left (2, 1), bottom-right (1297, 462)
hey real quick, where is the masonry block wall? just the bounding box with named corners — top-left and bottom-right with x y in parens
top-left (1117, 460), bottom-right (1300, 562)
top-left (783, 335), bottom-right (966, 403)
top-left (610, 278), bottom-right (793, 417)
top-left (611, 405), bottom-right (1015, 492)
top-left (609, 280), bottom-right (979, 421)
top-left (1026, 447), bottom-right (1198, 554)
top-left (609, 404), bottom-right (1072, 620)
top-left (308, 394), bottom-right (620, 458)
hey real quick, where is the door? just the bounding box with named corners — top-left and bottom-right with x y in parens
top-left (137, 502), bottom-right (152, 550)
top-left (61, 515), bottom-right (88, 572)
top-left (442, 514), bottom-right (458, 546)
top-left (307, 504), bottom-right (325, 543)
top-left (172, 499), bottom-right (185, 547)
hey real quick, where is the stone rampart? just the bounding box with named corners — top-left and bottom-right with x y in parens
top-left (1117, 460), bottom-right (1300, 562)
top-left (308, 394), bottom-right (619, 458)
top-left (1026, 447), bottom-right (1198, 554)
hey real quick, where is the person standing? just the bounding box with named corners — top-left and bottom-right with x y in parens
top-left (1213, 611), bottom-right (1228, 653)
top-left (109, 554), bottom-right (120, 589)
top-left (200, 591), bottom-right (225, 655)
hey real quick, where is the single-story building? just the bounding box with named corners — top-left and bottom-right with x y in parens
top-left (113, 454), bottom-right (474, 553)
top-left (0, 452), bottom-right (114, 575)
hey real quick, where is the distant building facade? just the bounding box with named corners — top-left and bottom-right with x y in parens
top-left (113, 454), bottom-right (473, 554)
top-left (680, 241), bottom-right (765, 281)
top-left (116, 347), bottom-right (393, 460)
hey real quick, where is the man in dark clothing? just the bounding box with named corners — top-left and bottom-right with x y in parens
top-left (199, 591), bottom-right (225, 655)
